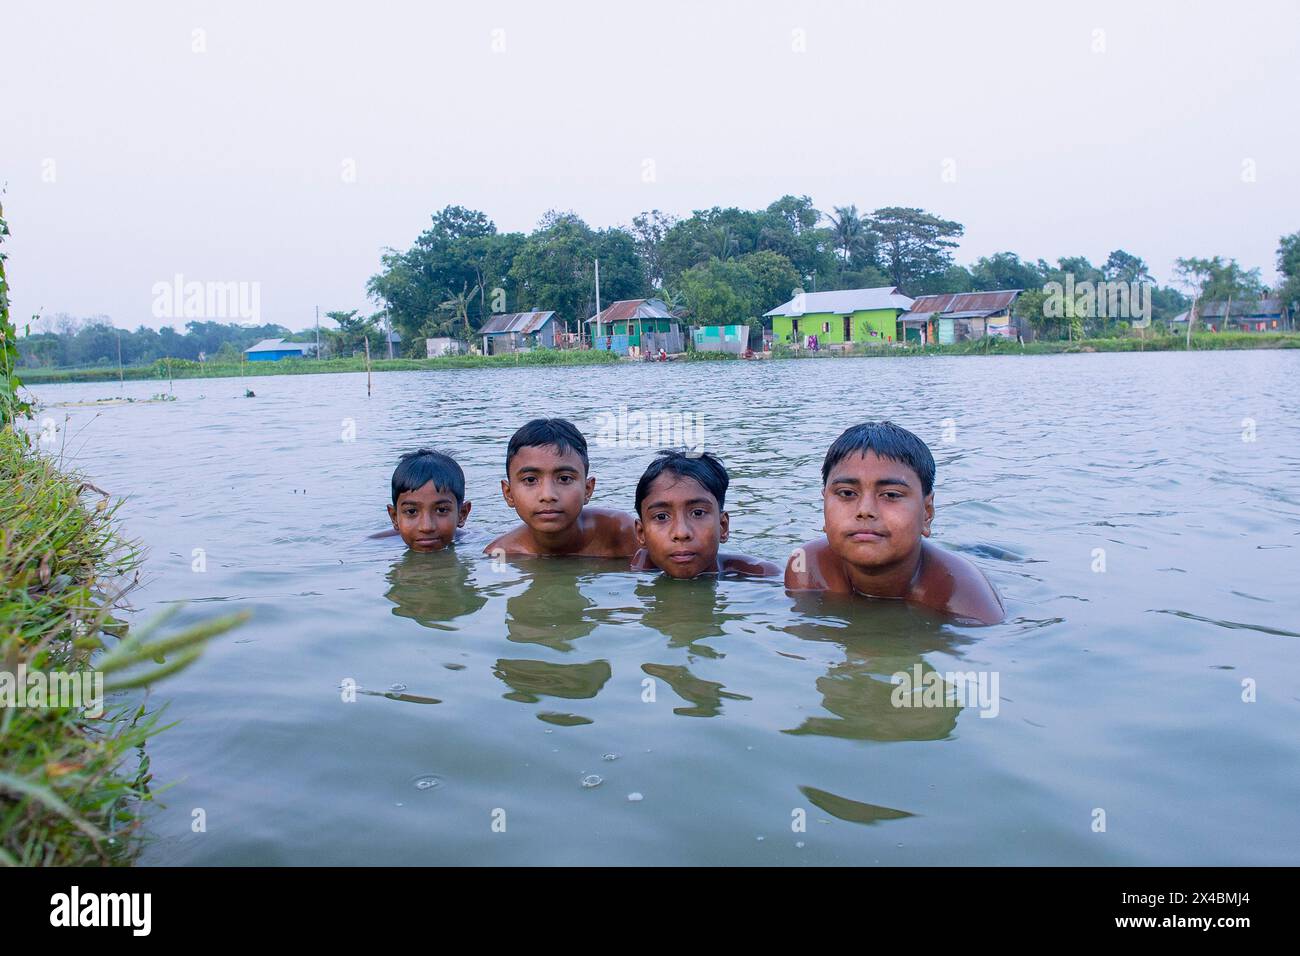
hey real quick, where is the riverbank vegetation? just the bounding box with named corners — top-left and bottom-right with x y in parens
top-left (2, 200), bottom-right (245, 865)
top-left (15, 198), bottom-right (1298, 371)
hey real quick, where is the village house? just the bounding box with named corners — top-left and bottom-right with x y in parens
top-left (243, 338), bottom-right (316, 362)
top-left (586, 298), bottom-right (683, 356)
top-left (1173, 297), bottom-right (1293, 333)
top-left (478, 311), bottom-right (557, 355)
top-left (897, 290), bottom-right (1024, 344)
top-left (764, 287), bottom-right (914, 349)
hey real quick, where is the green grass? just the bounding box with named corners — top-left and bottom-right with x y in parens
top-left (767, 331), bottom-right (1300, 360)
top-left (20, 348), bottom-right (622, 384)
top-left (0, 428), bottom-right (245, 865)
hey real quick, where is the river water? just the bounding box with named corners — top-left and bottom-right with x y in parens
top-left (27, 350), bottom-right (1300, 865)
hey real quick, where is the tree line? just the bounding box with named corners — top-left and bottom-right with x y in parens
top-left (17, 196), bottom-right (1300, 366)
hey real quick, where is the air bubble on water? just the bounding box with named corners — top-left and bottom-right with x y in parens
top-left (410, 773), bottom-right (442, 792)
top-left (581, 774), bottom-right (603, 789)
top-left (627, 792), bottom-right (643, 802)
top-left (602, 753), bottom-right (620, 761)
top-left (756, 835), bottom-right (765, 842)
top-left (795, 841), bottom-right (805, 849)
top-left (389, 682), bottom-right (407, 693)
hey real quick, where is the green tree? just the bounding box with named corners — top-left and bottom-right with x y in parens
top-left (971, 252), bottom-right (1041, 291)
top-left (870, 207), bottom-right (964, 293)
top-left (1276, 231), bottom-right (1300, 317)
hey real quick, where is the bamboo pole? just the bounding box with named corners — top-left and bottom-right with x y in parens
top-left (364, 336), bottom-right (372, 397)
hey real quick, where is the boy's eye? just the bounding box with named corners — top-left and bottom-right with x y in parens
top-left (691, 509), bottom-right (707, 519)
top-left (837, 489), bottom-right (856, 499)
top-left (558, 475), bottom-right (574, 484)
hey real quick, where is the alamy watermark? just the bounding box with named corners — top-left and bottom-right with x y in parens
top-left (890, 664), bottom-right (1000, 718)
top-left (151, 273), bottom-right (261, 323)
top-left (1042, 276), bottom-right (1152, 328)
top-left (1, 666), bottom-right (104, 718)
top-left (592, 404), bottom-right (705, 454)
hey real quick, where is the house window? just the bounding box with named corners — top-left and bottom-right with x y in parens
top-left (822, 321), bottom-right (831, 334)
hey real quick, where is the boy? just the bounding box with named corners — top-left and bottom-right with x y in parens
top-left (484, 418), bottom-right (638, 558)
top-left (784, 421), bottom-right (1004, 625)
top-left (383, 448), bottom-right (471, 552)
top-left (630, 449), bottom-right (780, 579)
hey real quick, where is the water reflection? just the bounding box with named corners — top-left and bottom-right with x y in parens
top-left (781, 594), bottom-right (972, 742)
top-left (501, 558), bottom-right (607, 651)
top-left (641, 662), bottom-right (752, 717)
top-left (632, 573), bottom-right (761, 659)
top-left (383, 550), bottom-right (487, 629)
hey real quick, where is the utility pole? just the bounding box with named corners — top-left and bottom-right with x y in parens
top-left (385, 309), bottom-right (394, 359)
top-left (594, 258), bottom-right (602, 346)
top-left (315, 305), bottom-right (320, 359)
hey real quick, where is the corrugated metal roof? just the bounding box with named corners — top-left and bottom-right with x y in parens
top-left (1199, 298), bottom-right (1283, 318)
top-left (764, 287), bottom-right (914, 317)
top-left (244, 338), bottom-right (312, 354)
top-left (586, 298), bottom-right (676, 324)
top-left (480, 311), bottom-right (557, 335)
top-left (908, 290), bottom-right (1021, 315)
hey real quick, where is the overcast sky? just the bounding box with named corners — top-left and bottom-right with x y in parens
top-left (3, 0), bottom-right (1297, 332)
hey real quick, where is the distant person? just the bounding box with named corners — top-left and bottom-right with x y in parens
top-left (784, 421), bottom-right (1004, 625)
top-left (658, 347), bottom-right (668, 361)
top-left (379, 448), bottom-right (471, 552)
top-left (484, 418), bottom-right (638, 558)
top-left (630, 450), bottom-right (780, 579)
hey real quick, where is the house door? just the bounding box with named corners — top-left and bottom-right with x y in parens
top-left (843, 316), bottom-right (852, 342)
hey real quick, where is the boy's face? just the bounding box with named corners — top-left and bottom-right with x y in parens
top-left (501, 444), bottom-right (594, 533)
top-left (387, 481), bottom-right (470, 552)
top-left (822, 450), bottom-right (933, 570)
top-left (635, 473), bottom-right (728, 579)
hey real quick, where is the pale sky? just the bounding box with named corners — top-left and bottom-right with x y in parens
top-left (3, 0), bottom-right (1297, 332)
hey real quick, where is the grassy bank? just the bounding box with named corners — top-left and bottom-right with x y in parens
top-left (21, 332), bottom-right (1299, 384)
top-left (0, 430), bottom-right (247, 865)
top-left (769, 331), bottom-right (1300, 359)
top-left (19, 347), bottom-right (621, 384)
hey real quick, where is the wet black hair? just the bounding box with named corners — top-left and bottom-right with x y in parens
top-left (391, 448), bottom-right (466, 506)
top-left (821, 421), bottom-right (935, 496)
top-left (634, 449), bottom-right (729, 515)
top-left (505, 418), bottom-right (589, 476)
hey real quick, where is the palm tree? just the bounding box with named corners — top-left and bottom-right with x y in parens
top-left (693, 225), bottom-right (739, 264)
top-left (822, 205), bottom-right (868, 281)
top-left (439, 282), bottom-right (481, 340)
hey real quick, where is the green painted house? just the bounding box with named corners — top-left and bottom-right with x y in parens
top-left (765, 287), bottom-right (915, 348)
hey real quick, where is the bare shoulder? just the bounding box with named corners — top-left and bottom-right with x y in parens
top-left (784, 537), bottom-right (844, 591)
top-left (484, 524), bottom-right (532, 556)
top-left (916, 541), bottom-right (1005, 625)
top-left (586, 507), bottom-right (639, 556)
top-left (720, 552), bottom-right (782, 578)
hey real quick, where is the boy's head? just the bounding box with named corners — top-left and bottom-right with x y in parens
top-left (501, 418), bottom-right (594, 533)
top-left (820, 421), bottom-right (935, 569)
top-left (387, 449), bottom-right (470, 552)
top-left (634, 449), bottom-right (730, 578)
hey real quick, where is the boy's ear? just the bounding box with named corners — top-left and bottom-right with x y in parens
top-left (500, 478), bottom-right (514, 508)
top-left (718, 510), bottom-right (730, 542)
top-left (633, 517), bottom-right (646, 547)
top-left (387, 503), bottom-right (398, 529)
top-left (459, 500), bottom-right (472, 526)
top-left (922, 493), bottom-right (934, 537)
top-left (584, 475), bottom-right (595, 502)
